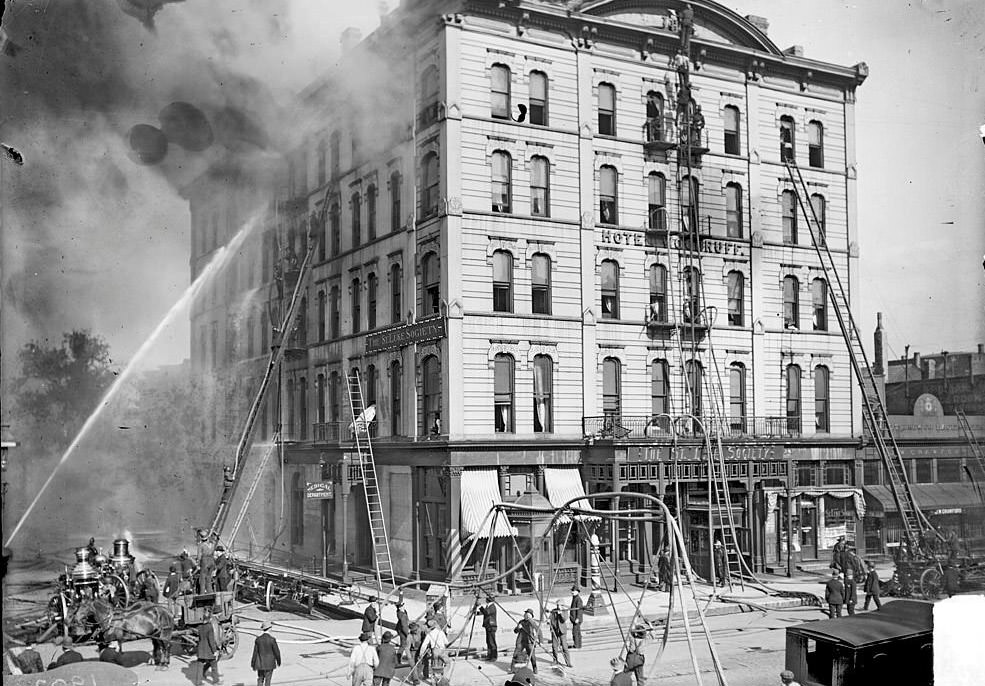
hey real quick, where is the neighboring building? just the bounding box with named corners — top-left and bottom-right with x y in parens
top-left (188, 0), bottom-right (875, 583)
top-left (862, 323), bottom-right (985, 555)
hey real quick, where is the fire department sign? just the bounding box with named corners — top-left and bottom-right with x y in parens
top-left (305, 481), bottom-right (334, 499)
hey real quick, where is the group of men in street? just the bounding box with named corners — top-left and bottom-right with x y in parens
top-left (824, 558), bottom-right (885, 617)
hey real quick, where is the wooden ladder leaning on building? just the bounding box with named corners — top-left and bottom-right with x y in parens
top-left (345, 370), bottom-right (396, 592)
top-left (783, 160), bottom-right (940, 553)
top-left (955, 409), bottom-right (985, 500)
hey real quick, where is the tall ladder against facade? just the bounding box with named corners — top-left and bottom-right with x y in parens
top-left (224, 434), bottom-right (281, 545)
top-left (784, 160), bottom-right (937, 550)
top-left (956, 409), bottom-right (985, 482)
top-left (344, 371), bottom-right (396, 590)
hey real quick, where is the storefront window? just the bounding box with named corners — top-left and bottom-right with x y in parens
top-left (937, 459), bottom-right (962, 483)
top-left (914, 459), bottom-right (933, 483)
top-left (796, 463), bottom-right (817, 487)
top-left (863, 460), bottom-right (880, 485)
top-left (824, 462), bottom-right (850, 486)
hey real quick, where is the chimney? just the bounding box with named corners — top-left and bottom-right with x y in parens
top-left (783, 45), bottom-right (805, 57)
top-left (745, 15), bottom-right (769, 35)
top-left (873, 312), bottom-right (885, 376)
top-left (340, 27), bottom-right (363, 54)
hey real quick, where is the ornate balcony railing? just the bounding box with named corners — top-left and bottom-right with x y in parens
top-left (583, 415), bottom-right (803, 440)
top-left (310, 421), bottom-right (379, 445)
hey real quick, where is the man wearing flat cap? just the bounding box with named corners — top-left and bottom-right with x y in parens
top-left (779, 669), bottom-right (802, 686)
top-left (476, 593), bottom-right (498, 661)
top-left (252, 621), bottom-right (281, 686)
top-left (348, 632), bottom-right (379, 686)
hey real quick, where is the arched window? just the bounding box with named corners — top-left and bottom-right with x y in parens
top-left (602, 357), bottom-right (622, 418)
top-left (491, 151), bottom-right (512, 213)
top-left (493, 354), bottom-right (515, 433)
top-left (423, 253), bottom-right (440, 315)
top-left (298, 377), bottom-right (308, 440)
top-left (317, 138), bottom-right (327, 187)
top-left (390, 360), bottom-right (402, 435)
top-left (645, 91), bottom-right (665, 142)
top-left (529, 71), bottom-right (548, 126)
top-left (330, 202), bottom-right (341, 256)
top-left (422, 152), bottom-right (440, 218)
top-left (296, 294), bottom-right (308, 344)
top-left (286, 378), bottom-right (296, 438)
top-left (649, 264), bottom-right (667, 322)
top-left (780, 115), bottom-right (795, 162)
top-left (685, 360), bottom-right (703, 419)
top-left (530, 156), bottom-right (550, 217)
top-left (316, 373), bottom-right (326, 425)
top-left (367, 273), bottom-right (378, 330)
top-left (351, 278), bottom-right (361, 334)
top-left (329, 371), bottom-right (340, 423)
top-left (727, 271), bottom-right (744, 326)
top-left (683, 266), bottom-right (701, 323)
top-left (291, 472), bottom-right (304, 545)
top-left (724, 105), bottom-right (741, 155)
top-left (786, 364), bottom-right (802, 433)
top-left (783, 276), bottom-right (800, 329)
top-left (812, 278), bottom-right (828, 331)
top-left (725, 183), bottom-right (743, 238)
top-left (492, 250), bottom-right (513, 312)
top-left (815, 366), bottom-right (830, 432)
top-left (389, 171), bottom-right (402, 232)
top-left (330, 131), bottom-right (340, 175)
top-left (420, 65), bottom-right (440, 127)
top-left (317, 289), bottom-right (326, 341)
top-left (782, 190), bottom-right (798, 245)
top-left (681, 175), bottom-right (700, 232)
top-left (533, 355), bottom-right (553, 433)
top-left (390, 263), bottom-right (402, 324)
top-left (531, 253), bottom-right (551, 315)
top-left (490, 64), bottom-right (511, 119)
top-left (810, 193), bottom-right (826, 246)
top-left (599, 165), bottom-right (618, 224)
top-left (351, 192), bottom-right (361, 248)
top-left (598, 82), bottom-right (615, 135)
top-left (601, 259), bottom-right (620, 319)
top-left (366, 185), bottom-right (377, 241)
top-left (316, 212), bottom-right (326, 262)
top-left (648, 172), bottom-right (666, 231)
top-left (808, 120), bottom-right (824, 168)
top-left (729, 363), bottom-right (746, 432)
top-left (422, 356), bottom-right (441, 435)
top-left (329, 285), bottom-right (340, 338)
top-left (365, 364), bottom-right (377, 408)
top-left (651, 359), bottom-right (669, 419)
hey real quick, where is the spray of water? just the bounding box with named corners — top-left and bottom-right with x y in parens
top-left (4, 216), bottom-right (261, 549)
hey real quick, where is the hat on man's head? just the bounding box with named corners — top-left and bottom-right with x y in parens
top-left (359, 632), bottom-right (372, 642)
top-left (571, 587), bottom-right (579, 594)
top-left (780, 670), bottom-right (796, 683)
top-left (61, 637), bottom-right (74, 648)
top-left (486, 594), bottom-right (495, 602)
top-left (382, 631), bottom-right (394, 642)
top-left (369, 595), bottom-right (378, 602)
top-left (524, 608), bottom-right (534, 616)
top-left (261, 621), bottom-right (273, 631)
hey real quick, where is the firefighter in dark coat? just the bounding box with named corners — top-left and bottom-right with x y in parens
top-left (395, 600), bottom-right (411, 665)
top-left (476, 594), bottom-right (498, 661)
top-left (569, 587), bottom-right (584, 649)
top-left (824, 570), bottom-right (845, 618)
top-left (214, 546), bottom-right (232, 592)
top-left (862, 560), bottom-right (882, 610)
top-left (362, 596), bottom-right (380, 635)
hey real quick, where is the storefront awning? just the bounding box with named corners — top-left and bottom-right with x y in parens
top-left (864, 484), bottom-right (985, 515)
top-left (544, 467), bottom-right (601, 523)
top-left (460, 469), bottom-right (516, 539)
top-left (761, 486), bottom-right (865, 519)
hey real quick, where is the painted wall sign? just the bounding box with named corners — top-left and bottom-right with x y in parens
top-left (596, 229), bottom-right (748, 257)
top-left (305, 481), bottom-right (334, 499)
top-left (366, 315), bottom-right (446, 353)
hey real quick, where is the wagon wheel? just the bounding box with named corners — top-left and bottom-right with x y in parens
top-left (264, 580), bottom-right (274, 611)
top-left (920, 567), bottom-right (943, 600)
top-left (103, 574), bottom-right (131, 608)
top-left (219, 625), bottom-right (239, 660)
top-left (45, 593), bottom-right (70, 641)
top-left (175, 629), bottom-right (198, 656)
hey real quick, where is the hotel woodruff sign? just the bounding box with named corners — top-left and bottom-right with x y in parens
top-left (598, 228), bottom-right (748, 257)
top-left (366, 315), bottom-right (447, 353)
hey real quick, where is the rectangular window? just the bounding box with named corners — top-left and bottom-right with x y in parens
top-left (783, 277), bottom-right (800, 329)
top-left (390, 362), bottom-right (402, 435)
top-left (367, 274), bottom-right (377, 330)
top-left (532, 355), bottom-right (553, 433)
top-left (808, 121), bottom-right (824, 168)
top-left (601, 260), bottom-right (619, 319)
top-left (937, 459), bottom-right (962, 483)
top-left (727, 271), bottom-right (744, 326)
top-left (729, 365), bottom-right (746, 433)
top-left (651, 360), bottom-right (669, 419)
top-left (600, 167), bottom-right (617, 224)
top-left (648, 174), bottom-right (666, 231)
top-left (491, 65), bottom-right (511, 119)
top-left (914, 459), bottom-right (933, 484)
top-left (351, 278), bottom-right (361, 334)
top-left (317, 140), bottom-right (327, 187)
top-left (602, 358), bottom-right (621, 418)
top-left (529, 71), bottom-right (548, 126)
top-left (815, 366), bottom-right (830, 433)
top-left (598, 83), bottom-right (615, 136)
top-left (824, 463), bottom-right (849, 486)
top-left (724, 106), bottom-right (741, 155)
top-left (494, 355), bottom-right (515, 433)
top-left (330, 287), bottom-right (340, 339)
top-left (649, 264), bottom-right (667, 322)
top-left (782, 191), bottom-right (798, 245)
top-left (530, 157), bottom-right (549, 217)
top-left (366, 186), bottom-right (377, 241)
top-left (390, 264), bottom-right (402, 324)
top-left (780, 117), bottom-right (795, 163)
top-left (492, 251), bottom-right (513, 313)
top-left (810, 194), bottom-right (826, 247)
top-left (725, 184), bottom-right (743, 238)
top-left (390, 173), bottom-right (402, 232)
top-left (863, 460), bottom-right (881, 486)
top-left (812, 279), bottom-right (828, 331)
top-left (491, 152), bottom-right (512, 213)
top-left (351, 193), bottom-right (361, 248)
top-left (796, 463), bottom-right (817, 487)
top-left (786, 365), bottom-right (802, 433)
top-left (531, 253), bottom-right (551, 315)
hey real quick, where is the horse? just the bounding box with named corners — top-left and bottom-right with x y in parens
top-left (76, 598), bottom-right (174, 668)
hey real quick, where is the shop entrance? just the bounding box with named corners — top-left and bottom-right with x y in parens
top-left (799, 497), bottom-right (817, 559)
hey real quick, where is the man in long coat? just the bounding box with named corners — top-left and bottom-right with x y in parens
top-left (549, 601), bottom-right (572, 668)
top-left (196, 608), bottom-right (221, 685)
top-left (569, 587), bottom-right (584, 649)
top-left (251, 621), bottom-right (282, 686)
top-left (362, 596), bottom-right (379, 635)
top-left (513, 608), bottom-right (540, 674)
top-left (476, 594), bottom-right (498, 661)
top-left (395, 600), bottom-right (411, 665)
top-left (824, 570), bottom-right (845, 618)
top-left (862, 560), bottom-right (882, 610)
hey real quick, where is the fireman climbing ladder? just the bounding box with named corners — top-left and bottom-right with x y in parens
top-left (345, 371), bottom-right (396, 591)
top-left (784, 160), bottom-right (938, 550)
top-left (210, 212), bottom-right (321, 541)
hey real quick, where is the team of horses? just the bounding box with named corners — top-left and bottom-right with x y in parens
top-left (69, 598), bottom-right (174, 667)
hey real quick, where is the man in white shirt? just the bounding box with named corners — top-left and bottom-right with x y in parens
top-left (420, 619), bottom-right (450, 682)
top-left (348, 632), bottom-right (379, 686)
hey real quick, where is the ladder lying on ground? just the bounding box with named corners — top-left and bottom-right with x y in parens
top-left (345, 371), bottom-right (396, 591)
top-left (784, 160), bottom-right (938, 551)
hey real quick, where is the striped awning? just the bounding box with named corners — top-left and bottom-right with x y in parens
top-left (460, 469), bottom-right (516, 539)
top-left (544, 467), bottom-right (600, 522)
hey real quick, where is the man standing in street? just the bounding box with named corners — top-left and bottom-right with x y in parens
top-left (374, 631), bottom-right (397, 686)
top-left (195, 607), bottom-right (221, 686)
top-left (569, 587), bottom-right (584, 649)
top-left (609, 657), bottom-right (633, 686)
top-left (549, 601), bottom-right (572, 668)
top-left (943, 564), bottom-right (961, 598)
top-left (713, 540), bottom-right (728, 587)
top-left (476, 594), bottom-right (498, 661)
top-left (824, 570), bottom-right (845, 618)
top-left (251, 621), bottom-right (281, 686)
top-left (513, 608), bottom-right (540, 674)
top-left (395, 600), bottom-right (410, 666)
top-left (163, 562), bottom-right (181, 613)
top-left (362, 596), bottom-right (380, 637)
top-left (348, 632), bottom-right (378, 686)
top-left (843, 569), bottom-right (858, 615)
top-left (862, 560), bottom-right (882, 610)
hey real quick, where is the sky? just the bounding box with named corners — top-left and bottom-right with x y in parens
top-left (1, 0), bottom-right (982, 386)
